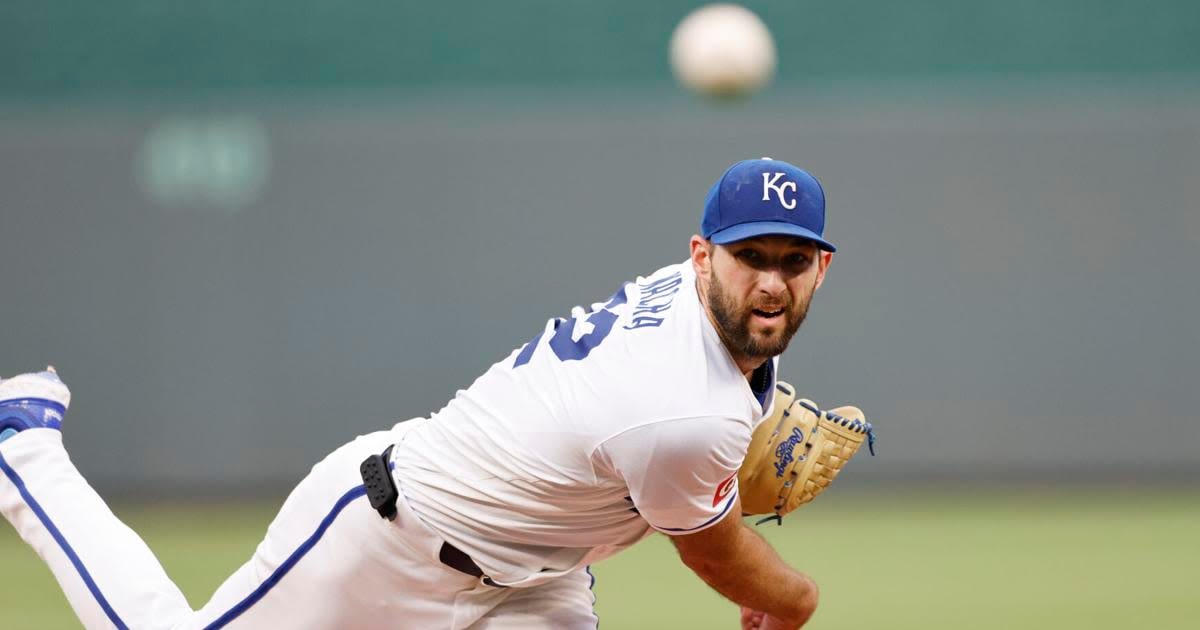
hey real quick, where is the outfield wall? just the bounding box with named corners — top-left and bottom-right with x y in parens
top-left (3, 84), bottom-right (1197, 492)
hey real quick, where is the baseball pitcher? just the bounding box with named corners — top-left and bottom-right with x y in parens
top-left (0, 158), bottom-right (873, 629)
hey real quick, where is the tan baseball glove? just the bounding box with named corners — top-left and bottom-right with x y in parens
top-left (739, 381), bottom-right (876, 524)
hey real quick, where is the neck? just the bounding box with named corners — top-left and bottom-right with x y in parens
top-left (738, 358), bottom-right (769, 379)
top-left (696, 277), bottom-right (769, 380)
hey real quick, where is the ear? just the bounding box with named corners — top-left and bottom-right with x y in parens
top-left (813, 250), bottom-right (833, 290)
top-left (690, 235), bottom-right (714, 280)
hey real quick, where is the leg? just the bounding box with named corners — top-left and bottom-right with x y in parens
top-left (1, 370), bottom-right (510, 629)
top-left (0, 372), bottom-right (193, 629)
top-left (191, 425), bottom-right (509, 629)
top-left (468, 567), bottom-right (600, 630)
top-left (0, 428), bottom-right (193, 630)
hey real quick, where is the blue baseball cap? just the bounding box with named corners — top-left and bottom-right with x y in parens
top-left (700, 158), bottom-right (836, 252)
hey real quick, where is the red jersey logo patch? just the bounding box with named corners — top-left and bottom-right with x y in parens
top-left (712, 472), bottom-right (737, 507)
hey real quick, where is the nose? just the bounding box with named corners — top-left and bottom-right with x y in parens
top-left (756, 268), bottom-right (787, 296)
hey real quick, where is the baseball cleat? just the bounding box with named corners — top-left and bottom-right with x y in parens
top-left (0, 369), bottom-right (71, 444)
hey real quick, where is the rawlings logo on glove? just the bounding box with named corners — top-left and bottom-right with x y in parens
top-left (773, 427), bottom-right (805, 477)
top-left (739, 381), bottom-right (876, 524)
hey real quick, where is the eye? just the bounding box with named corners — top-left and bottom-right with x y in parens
top-left (783, 253), bottom-right (812, 271)
top-left (735, 249), bottom-right (761, 262)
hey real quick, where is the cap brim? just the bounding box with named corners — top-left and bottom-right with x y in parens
top-left (708, 221), bottom-right (837, 252)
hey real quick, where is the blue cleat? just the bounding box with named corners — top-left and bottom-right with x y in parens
top-left (0, 369), bottom-right (71, 444)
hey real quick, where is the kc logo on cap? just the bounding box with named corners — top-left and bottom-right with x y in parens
top-left (700, 158), bottom-right (837, 251)
top-left (761, 172), bottom-right (798, 210)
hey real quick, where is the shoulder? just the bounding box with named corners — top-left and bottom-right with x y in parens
top-left (577, 262), bottom-right (756, 430)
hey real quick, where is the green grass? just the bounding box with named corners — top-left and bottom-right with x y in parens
top-left (2, 489), bottom-right (1197, 629)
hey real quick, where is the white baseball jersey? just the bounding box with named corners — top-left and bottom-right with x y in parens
top-left (0, 260), bottom-right (780, 629)
top-left (392, 260), bottom-right (779, 586)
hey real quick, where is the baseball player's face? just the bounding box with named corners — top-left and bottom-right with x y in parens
top-left (692, 235), bottom-right (831, 369)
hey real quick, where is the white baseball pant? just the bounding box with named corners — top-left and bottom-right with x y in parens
top-left (0, 424), bottom-right (599, 629)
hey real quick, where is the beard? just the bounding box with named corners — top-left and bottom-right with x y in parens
top-left (706, 272), bottom-right (812, 361)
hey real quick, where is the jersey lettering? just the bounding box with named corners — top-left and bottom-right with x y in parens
top-left (623, 271), bottom-right (683, 330)
top-left (513, 270), bottom-right (684, 366)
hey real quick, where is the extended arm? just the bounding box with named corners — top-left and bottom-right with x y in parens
top-left (596, 415), bottom-right (816, 627)
top-left (670, 496), bottom-right (818, 629)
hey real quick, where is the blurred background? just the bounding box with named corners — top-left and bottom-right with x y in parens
top-left (2, 1), bottom-right (1197, 628)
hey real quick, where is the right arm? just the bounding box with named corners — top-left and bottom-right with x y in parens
top-left (670, 496), bottom-right (818, 628)
top-left (596, 416), bottom-right (818, 628)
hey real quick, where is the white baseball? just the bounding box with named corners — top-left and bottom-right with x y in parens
top-left (669, 4), bottom-right (777, 98)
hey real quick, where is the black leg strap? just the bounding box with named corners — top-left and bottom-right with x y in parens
top-left (360, 445), bottom-right (505, 587)
top-left (359, 445), bottom-right (398, 521)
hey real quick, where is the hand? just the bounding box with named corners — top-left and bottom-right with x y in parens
top-left (741, 607), bottom-right (805, 630)
top-left (741, 607), bottom-right (765, 630)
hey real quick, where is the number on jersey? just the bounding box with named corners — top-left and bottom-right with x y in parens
top-left (513, 286), bottom-right (628, 366)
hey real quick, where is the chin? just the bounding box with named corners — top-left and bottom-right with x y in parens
top-left (751, 328), bottom-right (783, 344)
top-left (749, 336), bottom-right (788, 357)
